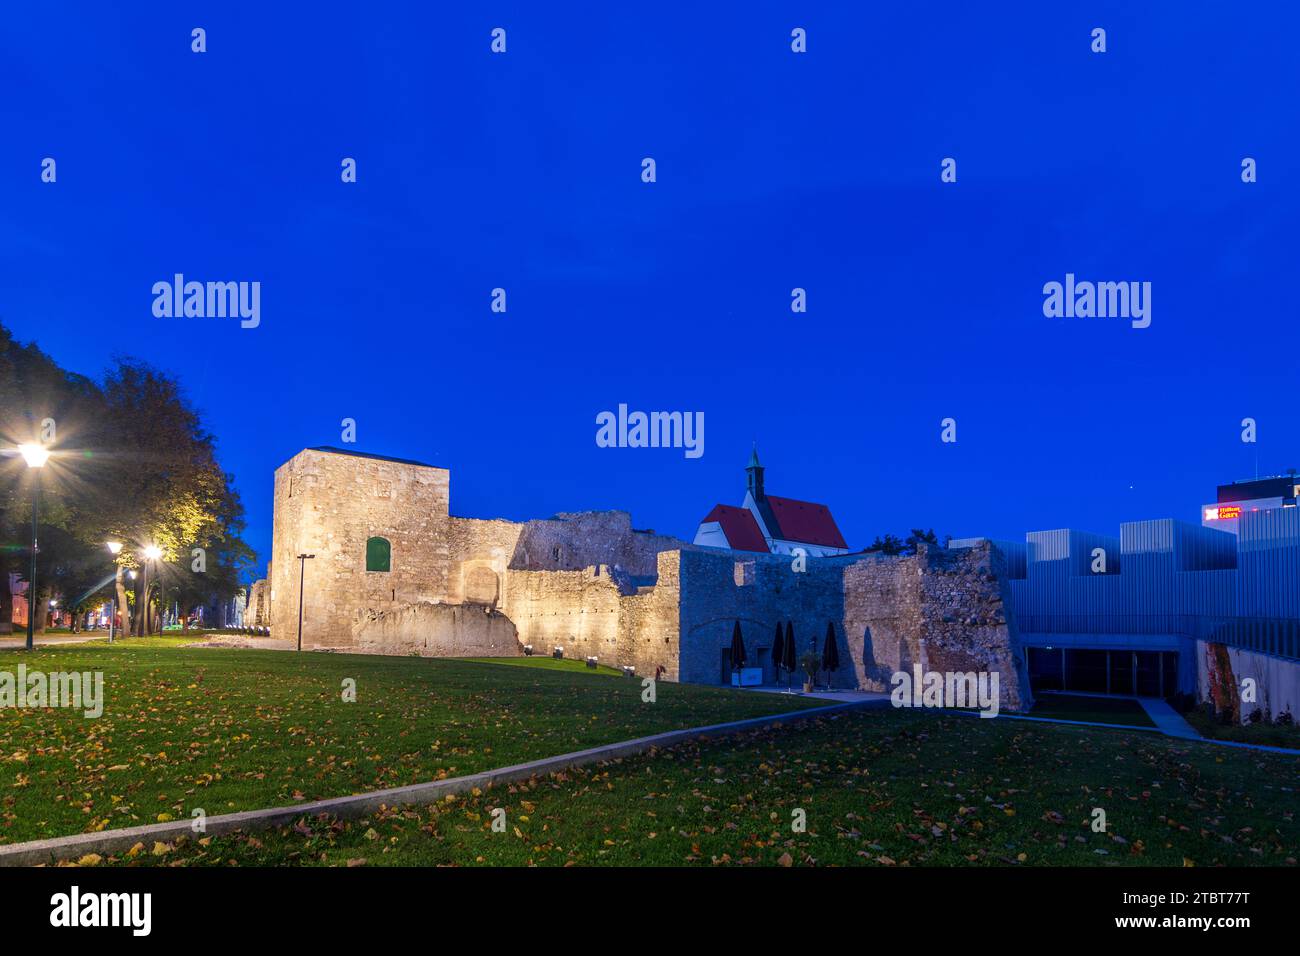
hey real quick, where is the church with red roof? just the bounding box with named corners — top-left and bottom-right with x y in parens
top-left (692, 448), bottom-right (850, 557)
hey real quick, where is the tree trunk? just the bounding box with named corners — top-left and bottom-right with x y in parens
top-left (33, 584), bottom-right (49, 636)
top-left (114, 568), bottom-right (128, 638)
top-left (0, 562), bottom-right (12, 634)
top-left (131, 571), bottom-right (145, 637)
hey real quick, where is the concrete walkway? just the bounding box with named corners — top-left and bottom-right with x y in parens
top-left (0, 633), bottom-right (107, 650)
top-left (1137, 697), bottom-right (1201, 739)
top-left (967, 698), bottom-right (1299, 755)
top-left (736, 683), bottom-right (892, 705)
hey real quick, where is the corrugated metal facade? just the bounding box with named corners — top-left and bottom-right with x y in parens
top-left (1238, 509), bottom-right (1300, 617)
top-left (961, 512), bottom-right (1300, 668)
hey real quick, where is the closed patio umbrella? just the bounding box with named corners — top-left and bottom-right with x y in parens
top-left (783, 621), bottom-right (797, 691)
top-left (821, 621), bottom-right (840, 688)
top-left (772, 622), bottom-right (785, 684)
top-left (729, 620), bottom-right (746, 684)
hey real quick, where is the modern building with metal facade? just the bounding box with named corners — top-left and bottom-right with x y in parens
top-left (951, 499), bottom-right (1300, 702)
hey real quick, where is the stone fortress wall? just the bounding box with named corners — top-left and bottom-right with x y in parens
top-left (676, 542), bottom-right (1029, 711)
top-left (265, 447), bottom-right (1030, 709)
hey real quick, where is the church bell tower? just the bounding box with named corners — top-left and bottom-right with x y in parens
top-left (745, 445), bottom-right (765, 501)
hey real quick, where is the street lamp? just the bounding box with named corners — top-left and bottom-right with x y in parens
top-left (106, 541), bottom-right (123, 642)
top-left (17, 444), bottom-right (50, 468)
top-left (296, 553), bottom-right (315, 652)
top-left (18, 443), bottom-right (49, 651)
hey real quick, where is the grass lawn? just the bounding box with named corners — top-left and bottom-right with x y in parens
top-left (94, 708), bottom-right (1300, 868)
top-left (1183, 708), bottom-right (1300, 751)
top-left (0, 642), bottom-right (821, 845)
top-left (1028, 694), bottom-right (1155, 728)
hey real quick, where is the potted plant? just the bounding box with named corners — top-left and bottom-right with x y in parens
top-left (799, 650), bottom-right (820, 693)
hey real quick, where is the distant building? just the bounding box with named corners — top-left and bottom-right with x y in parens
top-left (693, 448), bottom-right (849, 556)
top-left (1202, 473), bottom-right (1299, 533)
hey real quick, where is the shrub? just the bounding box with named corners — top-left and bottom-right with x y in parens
top-left (799, 651), bottom-right (820, 681)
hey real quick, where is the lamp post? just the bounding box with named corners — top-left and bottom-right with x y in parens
top-left (106, 541), bottom-right (122, 643)
top-left (296, 553), bottom-right (315, 652)
top-left (18, 443), bottom-right (50, 651)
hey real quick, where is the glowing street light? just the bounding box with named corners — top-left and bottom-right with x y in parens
top-left (17, 443), bottom-right (50, 469)
top-left (143, 545), bottom-right (162, 560)
top-left (106, 541), bottom-right (123, 555)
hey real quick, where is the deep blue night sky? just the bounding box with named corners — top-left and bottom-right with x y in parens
top-left (4, 3), bottom-right (1298, 578)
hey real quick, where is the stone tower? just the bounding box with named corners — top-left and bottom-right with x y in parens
top-left (269, 447), bottom-right (451, 648)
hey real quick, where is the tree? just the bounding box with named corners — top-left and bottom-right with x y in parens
top-left (0, 323), bottom-right (252, 637)
top-left (0, 324), bottom-right (106, 634)
top-left (903, 528), bottom-right (939, 555)
top-left (93, 360), bottom-right (251, 634)
top-left (864, 530), bottom-right (942, 557)
top-left (865, 534), bottom-right (904, 556)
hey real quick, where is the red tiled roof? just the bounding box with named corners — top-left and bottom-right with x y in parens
top-left (701, 504), bottom-right (770, 553)
top-left (764, 495), bottom-right (848, 549)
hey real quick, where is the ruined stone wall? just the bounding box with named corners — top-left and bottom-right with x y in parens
top-left (270, 449), bottom-right (450, 648)
top-left (246, 579), bottom-right (269, 627)
top-left (446, 511), bottom-right (695, 671)
top-left (350, 601), bottom-right (520, 658)
top-left (445, 517), bottom-right (522, 607)
top-left (676, 543), bottom-right (1030, 711)
top-left (912, 543), bottom-right (1031, 712)
top-left (265, 449), bottom-right (1024, 703)
top-left (447, 511), bottom-right (693, 591)
top-left (677, 549), bottom-right (848, 686)
top-left (268, 449), bottom-right (693, 657)
top-left (502, 552), bottom-right (683, 677)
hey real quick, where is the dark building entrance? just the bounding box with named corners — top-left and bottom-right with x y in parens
top-left (1028, 647), bottom-right (1178, 698)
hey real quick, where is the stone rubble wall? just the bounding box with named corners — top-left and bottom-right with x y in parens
top-left (500, 551), bottom-right (682, 678)
top-left (912, 542), bottom-right (1033, 712)
top-left (445, 511), bottom-right (696, 605)
top-left (676, 543), bottom-right (1030, 711)
top-left (350, 601), bottom-right (520, 658)
top-left (245, 578), bottom-right (270, 627)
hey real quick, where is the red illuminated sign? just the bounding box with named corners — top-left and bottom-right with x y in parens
top-left (1205, 505), bottom-right (1242, 521)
